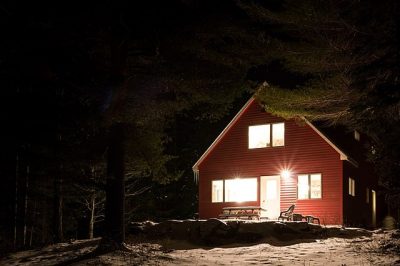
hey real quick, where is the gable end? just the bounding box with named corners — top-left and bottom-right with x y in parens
top-left (192, 97), bottom-right (358, 178)
top-left (192, 97), bottom-right (255, 173)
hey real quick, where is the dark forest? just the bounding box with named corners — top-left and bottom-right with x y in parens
top-left (1, 0), bottom-right (399, 262)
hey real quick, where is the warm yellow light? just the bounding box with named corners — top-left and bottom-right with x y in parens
top-left (249, 124), bottom-right (270, 149)
top-left (225, 178), bottom-right (257, 202)
top-left (281, 169), bottom-right (291, 179)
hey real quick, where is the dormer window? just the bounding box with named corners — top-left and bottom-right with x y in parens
top-left (354, 130), bottom-right (360, 141)
top-left (248, 122), bottom-right (284, 149)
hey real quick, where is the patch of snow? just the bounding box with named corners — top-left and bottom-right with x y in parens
top-left (2, 227), bottom-right (399, 266)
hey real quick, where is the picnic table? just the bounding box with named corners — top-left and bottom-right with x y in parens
top-left (218, 206), bottom-right (266, 220)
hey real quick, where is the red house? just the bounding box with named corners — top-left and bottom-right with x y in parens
top-left (193, 97), bottom-right (383, 226)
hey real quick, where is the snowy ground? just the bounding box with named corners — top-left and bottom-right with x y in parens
top-left (157, 236), bottom-right (399, 265)
top-left (1, 229), bottom-right (400, 265)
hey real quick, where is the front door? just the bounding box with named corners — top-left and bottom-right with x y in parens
top-left (260, 176), bottom-right (280, 219)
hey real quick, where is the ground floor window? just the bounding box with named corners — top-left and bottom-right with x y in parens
top-left (211, 178), bottom-right (257, 203)
top-left (225, 178), bottom-right (257, 202)
top-left (211, 180), bottom-right (224, 202)
top-left (298, 173), bottom-right (322, 199)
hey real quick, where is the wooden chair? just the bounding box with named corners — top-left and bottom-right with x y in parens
top-left (278, 204), bottom-right (295, 221)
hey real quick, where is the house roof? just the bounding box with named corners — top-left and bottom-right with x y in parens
top-left (192, 97), bottom-right (358, 172)
top-left (192, 97), bottom-right (255, 173)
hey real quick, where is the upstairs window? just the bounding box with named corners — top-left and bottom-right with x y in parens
top-left (298, 174), bottom-right (322, 199)
top-left (272, 123), bottom-right (285, 146)
top-left (248, 123), bottom-right (284, 149)
top-left (349, 177), bottom-right (356, 196)
top-left (249, 124), bottom-right (270, 148)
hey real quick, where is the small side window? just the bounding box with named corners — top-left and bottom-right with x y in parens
top-left (354, 130), bottom-right (360, 141)
top-left (349, 178), bottom-right (355, 196)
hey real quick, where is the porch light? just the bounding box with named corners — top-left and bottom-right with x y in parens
top-left (281, 169), bottom-right (291, 179)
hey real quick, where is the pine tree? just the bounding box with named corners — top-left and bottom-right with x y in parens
top-left (237, 0), bottom-right (400, 208)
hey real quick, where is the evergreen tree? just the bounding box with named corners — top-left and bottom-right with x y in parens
top-left (237, 0), bottom-right (400, 209)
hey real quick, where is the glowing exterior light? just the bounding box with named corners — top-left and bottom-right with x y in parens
top-left (281, 169), bottom-right (291, 179)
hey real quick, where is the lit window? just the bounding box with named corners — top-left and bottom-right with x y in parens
top-left (249, 125), bottom-right (270, 149)
top-left (354, 130), bottom-right (360, 141)
top-left (225, 178), bottom-right (257, 202)
top-left (310, 174), bottom-right (322, 198)
top-left (349, 177), bottom-right (355, 196)
top-left (211, 180), bottom-right (223, 202)
top-left (298, 174), bottom-right (322, 199)
top-left (298, 175), bottom-right (309, 199)
top-left (366, 187), bottom-right (369, 203)
top-left (248, 123), bottom-right (285, 149)
top-left (272, 123), bottom-right (285, 146)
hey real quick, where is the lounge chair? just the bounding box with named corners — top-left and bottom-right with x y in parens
top-left (278, 204), bottom-right (295, 221)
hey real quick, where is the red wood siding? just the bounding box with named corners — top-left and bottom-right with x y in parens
top-left (198, 100), bottom-right (343, 224)
top-left (343, 160), bottom-right (384, 227)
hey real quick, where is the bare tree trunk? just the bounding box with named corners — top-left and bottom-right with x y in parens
top-left (98, 123), bottom-right (127, 251)
top-left (89, 193), bottom-right (95, 239)
top-left (29, 200), bottom-right (37, 247)
top-left (58, 179), bottom-right (63, 241)
top-left (53, 173), bottom-right (63, 243)
top-left (23, 165), bottom-right (29, 246)
top-left (14, 153), bottom-right (19, 249)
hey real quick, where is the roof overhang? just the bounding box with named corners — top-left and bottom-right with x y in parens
top-left (303, 119), bottom-right (359, 167)
top-left (192, 97), bottom-right (256, 172)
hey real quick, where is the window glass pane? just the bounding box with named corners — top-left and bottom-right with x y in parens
top-left (349, 178), bottom-right (355, 196)
top-left (349, 178), bottom-right (352, 195)
top-left (225, 178), bottom-right (257, 202)
top-left (310, 174), bottom-right (321, 198)
top-left (298, 175), bottom-right (309, 199)
top-left (249, 125), bottom-right (270, 149)
top-left (272, 123), bottom-right (285, 146)
top-left (354, 130), bottom-right (360, 141)
top-left (211, 180), bottom-right (223, 202)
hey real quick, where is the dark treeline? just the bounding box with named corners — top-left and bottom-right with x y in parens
top-left (1, 0), bottom-right (399, 253)
top-left (0, 0), bottom-right (257, 252)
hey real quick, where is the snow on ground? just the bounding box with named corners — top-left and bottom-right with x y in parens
top-left (158, 236), bottom-right (399, 266)
top-left (1, 229), bottom-right (399, 265)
